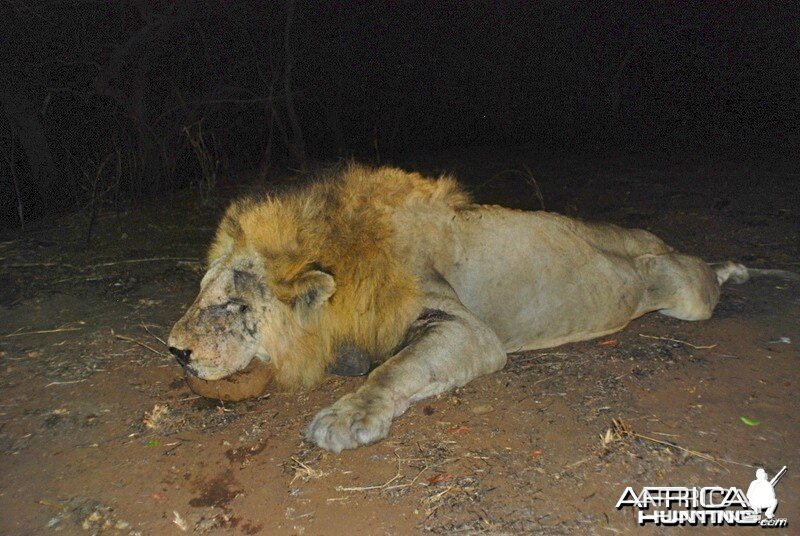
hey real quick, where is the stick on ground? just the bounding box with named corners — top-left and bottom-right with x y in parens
top-left (639, 333), bottom-right (717, 349)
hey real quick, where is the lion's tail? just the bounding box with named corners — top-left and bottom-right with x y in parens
top-left (712, 261), bottom-right (800, 285)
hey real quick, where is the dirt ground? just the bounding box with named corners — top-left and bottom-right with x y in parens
top-left (1, 149), bottom-right (798, 535)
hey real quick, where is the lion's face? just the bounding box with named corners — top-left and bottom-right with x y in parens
top-left (168, 252), bottom-right (336, 382)
top-left (168, 255), bottom-right (274, 380)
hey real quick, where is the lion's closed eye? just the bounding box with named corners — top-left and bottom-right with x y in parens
top-left (224, 301), bottom-right (249, 313)
top-left (207, 301), bottom-right (248, 318)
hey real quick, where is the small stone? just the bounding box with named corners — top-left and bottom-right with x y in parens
top-left (471, 404), bottom-right (495, 415)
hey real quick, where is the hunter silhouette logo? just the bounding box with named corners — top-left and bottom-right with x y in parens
top-left (746, 466), bottom-right (786, 520)
top-left (616, 466), bottom-right (789, 527)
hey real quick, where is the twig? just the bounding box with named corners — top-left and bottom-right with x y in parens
top-left (650, 431), bottom-right (680, 438)
top-left (424, 484), bottom-right (455, 505)
top-left (631, 431), bottom-right (719, 464)
top-left (639, 333), bottom-right (717, 349)
top-left (86, 257), bottom-right (200, 269)
top-left (336, 471), bottom-right (403, 492)
top-left (3, 327), bottom-right (82, 338)
top-left (113, 331), bottom-right (169, 357)
top-left (385, 465), bottom-right (430, 491)
top-left (533, 374), bottom-right (557, 385)
top-left (141, 323), bottom-right (167, 346)
top-left (0, 262), bottom-right (74, 269)
top-left (565, 456), bottom-right (593, 469)
top-left (1, 258), bottom-right (200, 270)
top-left (86, 152), bottom-right (114, 247)
top-left (45, 379), bottom-right (87, 387)
top-left (488, 168), bottom-right (545, 210)
top-left (522, 163), bottom-right (545, 210)
top-left (36, 499), bottom-right (63, 510)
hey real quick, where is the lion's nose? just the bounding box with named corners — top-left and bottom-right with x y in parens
top-left (169, 347), bottom-right (192, 366)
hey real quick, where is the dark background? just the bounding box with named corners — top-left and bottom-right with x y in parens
top-left (1, 0), bottom-right (798, 227)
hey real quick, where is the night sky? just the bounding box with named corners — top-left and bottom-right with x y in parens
top-left (1, 1), bottom-right (798, 224)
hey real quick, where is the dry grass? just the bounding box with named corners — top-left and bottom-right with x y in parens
top-left (288, 455), bottom-right (329, 485)
top-left (142, 404), bottom-right (171, 430)
top-left (600, 417), bottom-right (752, 468)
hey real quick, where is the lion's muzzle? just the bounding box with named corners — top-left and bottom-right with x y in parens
top-left (168, 346), bottom-right (192, 366)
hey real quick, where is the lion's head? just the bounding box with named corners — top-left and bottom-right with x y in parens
top-left (168, 164), bottom-right (450, 396)
top-left (168, 249), bottom-right (336, 384)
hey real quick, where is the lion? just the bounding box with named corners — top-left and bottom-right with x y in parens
top-left (168, 163), bottom-right (797, 452)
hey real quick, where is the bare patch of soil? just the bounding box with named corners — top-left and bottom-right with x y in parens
top-left (1, 150), bottom-right (798, 534)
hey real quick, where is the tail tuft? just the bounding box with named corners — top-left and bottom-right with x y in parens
top-left (713, 261), bottom-right (750, 285)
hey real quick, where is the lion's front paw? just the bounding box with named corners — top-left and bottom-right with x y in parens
top-left (305, 393), bottom-right (394, 452)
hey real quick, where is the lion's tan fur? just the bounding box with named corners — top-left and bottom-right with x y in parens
top-left (207, 163), bottom-right (469, 389)
top-left (168, 162), bottom-right (774, 451)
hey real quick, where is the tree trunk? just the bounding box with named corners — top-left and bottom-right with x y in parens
top-left (0, 88), bottom-right (58, 206)
top-left (283, 0), bottom-right (306, 169)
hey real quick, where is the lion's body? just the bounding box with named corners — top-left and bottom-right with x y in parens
top-left (169, 163), bottom-right (767, 452)
top-left (408, 206), bottom-right (719, 351)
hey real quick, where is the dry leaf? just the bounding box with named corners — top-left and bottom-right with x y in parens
top-left (426, 473), bottom-right (450, 485)
top-left (173, 511), bottom-right (189, 531)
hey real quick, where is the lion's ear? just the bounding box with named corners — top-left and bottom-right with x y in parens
top-left (290, 270), bottom-right (336, 311)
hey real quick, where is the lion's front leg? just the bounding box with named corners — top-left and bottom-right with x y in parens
top-left (306, 279), bottom-right (507, 452)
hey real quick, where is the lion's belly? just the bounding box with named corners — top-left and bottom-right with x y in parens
top-left (439, 209), bottom-right (657, 352)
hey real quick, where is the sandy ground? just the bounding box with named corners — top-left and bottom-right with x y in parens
top-left (1, 149), bottom-right (798, 535)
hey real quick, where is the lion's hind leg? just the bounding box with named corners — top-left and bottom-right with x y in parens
top-left (652, 259), bottom-right (798, 321)
top-left (645, 253), bottom-right (721, 321)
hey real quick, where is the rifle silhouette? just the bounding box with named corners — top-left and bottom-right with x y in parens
top-left (770, 466), bottom-right (787, 487)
